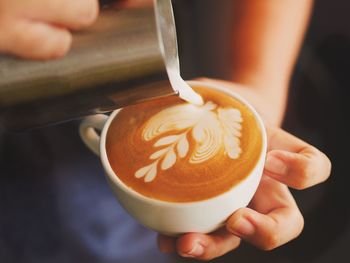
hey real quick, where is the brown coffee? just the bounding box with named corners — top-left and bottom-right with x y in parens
top-left (106, 85), bottom-right (263, 202)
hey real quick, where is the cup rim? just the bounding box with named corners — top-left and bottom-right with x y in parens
top-left (100, 80), bottom-right (267, 207)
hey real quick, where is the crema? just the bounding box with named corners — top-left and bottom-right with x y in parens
top-left (106, 86), bottom-right (263, 202)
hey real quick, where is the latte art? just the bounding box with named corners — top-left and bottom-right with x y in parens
top-left (106, 86), bottom-right (263, 202)
top-left (135, 101), bottom-right (243, 182)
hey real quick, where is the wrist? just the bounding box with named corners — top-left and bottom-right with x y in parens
top-left (229, 73), bottom-right (289, 126)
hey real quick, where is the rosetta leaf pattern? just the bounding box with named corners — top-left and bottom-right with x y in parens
top-left (134, 101), bottom-right (243, 182)
top-left (161, 148), bottom-right (177, 170)
top-left (177, 135), bottom-right (189, 158)
top-left (135, 162), bottom-right (158, 182)
top-left (218, 108), bottom-right (242, 159)
top-left (154, 135), bottom-right (180, 147)
top-left (150, 148), bottom-right (169, 160)
top-left (144, 163), bottom-right (157, 182)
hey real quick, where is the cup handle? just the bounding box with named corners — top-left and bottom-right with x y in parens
top-left (79, 114), bottom-right (108, 156)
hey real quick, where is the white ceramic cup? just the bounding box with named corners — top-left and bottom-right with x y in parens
top-left (79, 81), bottom-right (267, 236)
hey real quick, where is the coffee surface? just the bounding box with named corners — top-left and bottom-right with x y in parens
top-left (106, 86), bottom-right (263, 202)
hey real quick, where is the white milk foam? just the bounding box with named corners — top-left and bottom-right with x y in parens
top-left (134, 100), bottom-right (243, 183)
top-left (167, 69), bottom-right (204, 106)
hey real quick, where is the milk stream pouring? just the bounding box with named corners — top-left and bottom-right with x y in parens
top-left (0, 0), bottom-right (201, 131)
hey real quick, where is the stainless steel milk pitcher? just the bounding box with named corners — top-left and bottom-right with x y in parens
top-left (0, 0), bottom-right (179, 131)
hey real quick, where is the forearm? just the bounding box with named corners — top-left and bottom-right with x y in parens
top-left (230, 0), bottom-right (313, 124)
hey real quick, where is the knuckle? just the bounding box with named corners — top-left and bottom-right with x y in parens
top-left (294, 180), bottom-right (308, 190)
top-left (294, 161), bottom-right (314, 190)
top-left (261, 232), bottom-right (280, 251)
top-left (294, 147), bottom-right (332, 190)
top-left (261, 212), bottom-right (304, 251)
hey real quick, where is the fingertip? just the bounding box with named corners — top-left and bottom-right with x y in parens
top-left (48, 29), bottom-right (72, 59)
top-left (31, 28), bottom-right (72, 60)
top-left (76, 0), bottom-right (99, 28)
top-left (313, 148), bottom-right (332, 183)
top-left (290, 208), bottom-right (305, 239)
top-left (324, 152), bottom-right (332, 180)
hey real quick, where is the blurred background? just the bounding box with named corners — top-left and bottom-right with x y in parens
top-left (0, 0), bottom-right (349, 262)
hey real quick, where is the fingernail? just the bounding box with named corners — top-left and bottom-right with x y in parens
top-left (230, 216), bottom-right (255, 237)
top-left (182, 243), bottom-right (204, 258)
top-left (265, 155), bottom-right (288, 175)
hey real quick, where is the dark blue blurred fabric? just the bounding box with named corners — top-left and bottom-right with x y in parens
top-left (0, 122), bottom-right (181, 263)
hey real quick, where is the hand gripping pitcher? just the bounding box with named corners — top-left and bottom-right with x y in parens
top-left (0, 0), bottom-right (199, 131)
